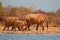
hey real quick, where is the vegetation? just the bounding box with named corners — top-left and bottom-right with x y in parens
top-left (0, 2), bottom-right (60, 26)
top-left (56, 9), bottom-right (60, 16)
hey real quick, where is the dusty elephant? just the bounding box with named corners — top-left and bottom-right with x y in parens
top-left (24, 13), bottom-right (48, 31)
top-left (13, 20), bottom-right (26, 31)
top-left (3, 17), bottom-right (19, 31)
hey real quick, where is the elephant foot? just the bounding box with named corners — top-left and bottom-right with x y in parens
top-left (36, 29), bottom-right (38, 31)
top-left (28, 29), bottom-right (30, 31)
top-left (3, 29), bottom-right (5, 31)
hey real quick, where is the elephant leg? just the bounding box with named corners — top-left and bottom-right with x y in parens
top-left (12, 25), bottom-right (16, 31)
top-left (24, 26), bottom-right (28, 31)
top-left (14, 27), bottom-right (16, 31)
top-left (11, 26), bottom-right (14, 31)
top-left (3, 26), bottom-right (6, 31)
top-left (46, 22), bottom-right (48, 30)
top-left (6, 26), bottom-right (9, 31)
top-left (41, 23), bottom-right (44, 31)
top-left (40, 21), bottom-right (44, 31)
top-left (3, 24), bottom-right (7, 31)
top-left (18, 27), bottom-right (21, 31)
top-left (36, 24), bottom-right (39, 31)
top-left (24, 25), bottom-right (30, 31)
top-left (42, 25), bottom-right (44, 31)
top-left (27, 25), bottom-right (30, 31)
top-left (21, 26), bottom-right (24, 31)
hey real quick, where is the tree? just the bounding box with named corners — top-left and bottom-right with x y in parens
top-left (0, 2), bottom-right (2, 9)
top-left (14, 7), bottom-right (33, 19)
top-left (56, 9), bottom-right (60, 16)
top-left (0, 2), bottom-right (5, 16)
top-left (0, 2), bottom-right (3, 13)
top-left (9, 7), bottom-right (16, 16)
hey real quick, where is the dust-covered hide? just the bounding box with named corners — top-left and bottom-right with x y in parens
top-left (14, 20), bottom-right (26, 31)
top-left (3, 17), bottom-right (19, 31)
top-left (25, 13), bottom-right (48, 31)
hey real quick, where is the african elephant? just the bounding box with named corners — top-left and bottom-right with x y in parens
top-left (13, 20), bottom-right (26, 31)
top-left (3, 17), bottom-right (19, 31)
top-left (24, 13), bottom-right (48, 31)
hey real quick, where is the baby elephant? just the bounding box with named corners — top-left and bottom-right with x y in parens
top-left (13, 20), bottom-right (26, 31)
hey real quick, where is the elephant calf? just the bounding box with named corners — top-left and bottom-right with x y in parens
top-left (13, 20), bottom-right (26, 31)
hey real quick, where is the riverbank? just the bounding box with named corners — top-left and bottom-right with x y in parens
top-left (0, 25), bottom-right (60, 34)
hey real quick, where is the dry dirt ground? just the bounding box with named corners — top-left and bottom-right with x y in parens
top-left (0, 24), bottom-right (60, 34)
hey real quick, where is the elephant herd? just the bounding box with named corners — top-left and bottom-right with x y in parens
top-left (3, 13), bottom-right (49, 31)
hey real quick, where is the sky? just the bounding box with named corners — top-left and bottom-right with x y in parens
top-left (0, 0), bottom-right (60, 12)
